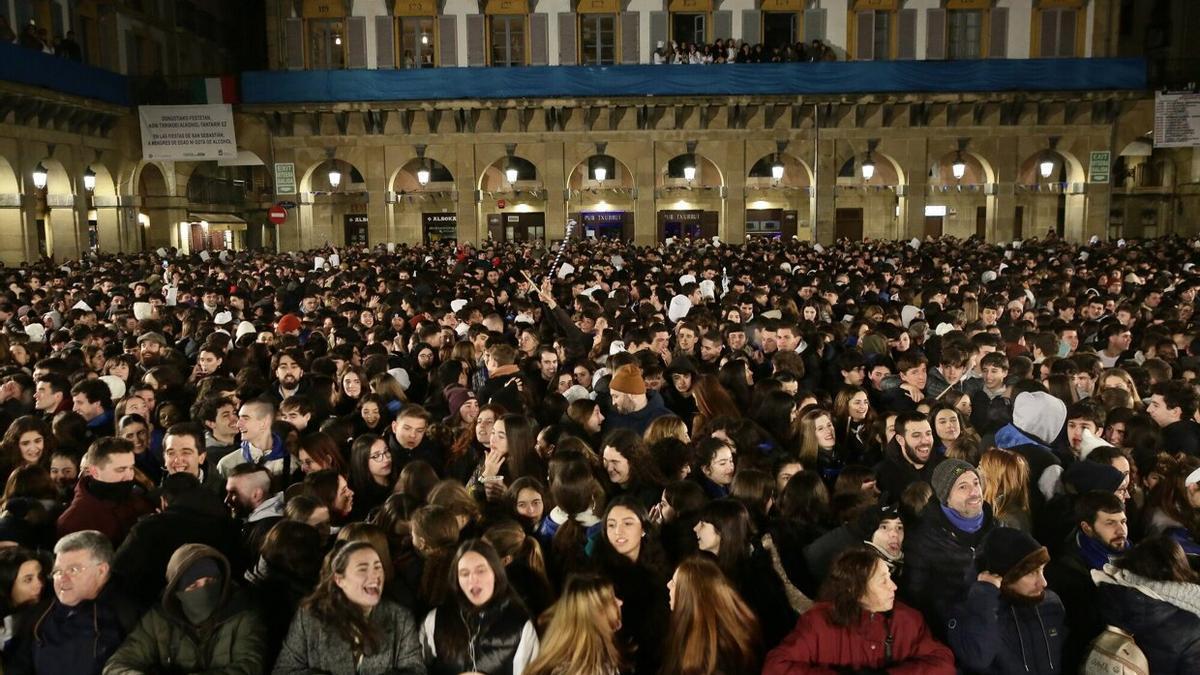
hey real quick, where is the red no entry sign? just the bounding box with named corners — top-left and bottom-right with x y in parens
top-left (268, 205), bottom-right (288, 224)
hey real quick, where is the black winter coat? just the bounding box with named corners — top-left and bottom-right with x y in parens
top-left (901, 502), bottom-right (995, 637)
top-left (873, 441), bottom-right (941, 502)
top-left (1096, 581), bottom-right (1200, 675)
top-left (947, 581), bottom-right (1066, 675)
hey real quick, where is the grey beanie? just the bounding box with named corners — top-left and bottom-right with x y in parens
top-left (931, 459), bottom-right (982, 505)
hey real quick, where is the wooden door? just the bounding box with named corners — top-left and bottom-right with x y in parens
top-left (976, 206), bottom-right (987, 239)
top-left (924, 216), bottom-right (943, 238)
top-left (834, 208), bottom-right (863, 240)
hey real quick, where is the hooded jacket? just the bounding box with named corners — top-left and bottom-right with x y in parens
top-left (104, 544), bottom-right (266, 675)
top-left (994, 398), bottom-right (1064, 513)
top-left (1093, 564), bottom-right (1200, 675)
top-left (947, 581), bottom-right (1066, 675)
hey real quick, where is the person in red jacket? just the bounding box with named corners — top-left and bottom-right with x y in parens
top-left (56, 437), bottom-right (155, 546)
top-left (763, 546), bottom-right (955, 675)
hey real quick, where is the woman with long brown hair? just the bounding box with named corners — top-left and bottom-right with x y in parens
top-left (275, 541), bottom-right (424, 674)
top-left (978, 448), bottom-right (1032, 532)
top-left (445, 403), bottom-right (504, 485)
top-left (763, 547), bottom-right (954, 674)
top-left (691, 375), bottom-right (741, 438)
top-left (833, 386), bottom-right (879, 467)
top-left (0, 416), bottom-right (53, 478)
top-left (1144, 453), bottom-right (1200, 555)
top-left (524, 574), bottom-right (625, 675)
top-left (661, 555), bottom-right (761, 675)
top-left (798, 408), bottom-right (842, 485)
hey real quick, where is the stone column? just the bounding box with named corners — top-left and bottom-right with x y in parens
top-left (813, 138), bottom-right (837, 244)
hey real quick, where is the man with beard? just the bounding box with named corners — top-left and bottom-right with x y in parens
top-left (903, 459), bottom-right (996, 636)
top-left (874, 411), bottom-right (942, 500)
top-left (268, 349), bottom-right (306, 404)
top-left (946, 527), bottom-right (1065, 675)
top-left (56, 437), bottom-right (154, 546)
top-left (601, 364), bottom-right (670, 436)
top-left (137, 331), bottom-right (169, 367)
top-left (1046, 491), bottom-right (1132, 670)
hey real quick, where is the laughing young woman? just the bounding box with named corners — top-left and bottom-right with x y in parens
top-left (274, 541), bottom-right (424, 675)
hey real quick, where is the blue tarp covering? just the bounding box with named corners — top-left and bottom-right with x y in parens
top-left (0, 42), bottom-right (130, 106)
top-left (242, 58), bottom-right (1147, 104)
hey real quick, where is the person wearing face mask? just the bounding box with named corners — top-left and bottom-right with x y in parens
top-left (945, 527), bottom-right (1064, 675)
top-left (56, 437), bottom-right (154, 546)
top-left (421, 539), bottom-right (539, 675)
top-left (275, 541), bottom-right (425, 674)
top-left (105, 545), bottom-right (266, 674)
top-left (903, 459), bottom-right (996, 638)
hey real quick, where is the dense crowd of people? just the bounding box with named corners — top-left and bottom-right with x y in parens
top-left (653, 38), bottom-right (837, 65)
top-left (0, 232), bottom-right (1195, 673)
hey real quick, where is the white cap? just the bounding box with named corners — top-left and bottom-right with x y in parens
top-left (235, 321), bottom-right (257, 340)
top-left (813, 243), bottom-right (825, 253)
top-left (679, 274), bottom-right (697, 286)
top-left (563, 384), bottom-right (592, 403)
top-left (387, 367), bottom-right (411, 391)
top-left (72, 300), bottom-right (92, 312)
top-left (24, 324), bottom-right (44, 343)
top-left (1187, 466), bottom-right (1200, 487)
top-left (98, 375), bottom-right (126, 402)
top-left (213, 311), bottom-right (233, 326)
top-left (450, 299), bottom-right (468, 313)
top-left (133, 302), bottom-right (153, 321)
top-left (609, 340), bottom-right (627, 356)
top-left (909, 238), bottom-right (921, 249)
top-left (1079, 428), bottom-right (1112, 462)
top-left (935, 322), bottom-right (956, 337)
top-left (698, 279), bottom-right (716, 301)
top-left (982, 270), bottom-right (998, 283)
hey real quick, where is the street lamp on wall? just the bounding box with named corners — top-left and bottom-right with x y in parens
top-left (1039, 156), bottom-right (1055, 179)
top-left (951, 152), bottom-right (967, 181)
top-left (592, 165), bottom-right (607, 182)
top-left (32, 163), bottom-right (48, 190)
top-left (771, 158), bottom-right (785, 181)
top-left (328, 165), bottom-right (342, 189)
top-left (860, 156), bottom-right (875, 182)
top-left (505, 166), bottom-right (519, 184)
top-left (417, 166), bottom-right (431, 186)
top-left (83, 167), bottom-right (97, 192)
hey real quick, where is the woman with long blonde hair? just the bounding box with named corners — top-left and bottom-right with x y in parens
top-left (978, 448), bottom-right (1032, 532)
top-left (524, 574), bottom-right (625, 675)
top-left (644, 415), bottom-right (689, 446)
top-left (661, 555), bottom-right (762, 675)
top-left (1101, 367), bottom-right (1143, 408)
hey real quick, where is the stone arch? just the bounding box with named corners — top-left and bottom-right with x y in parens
top-left (747, 152), bottom-right (813, 187)
top-left (479, 155), bottom-right (540, 192)
top-left (929, 150), bottom-right (995, 185)
top-left (659, 152), bottom-right (724, 188)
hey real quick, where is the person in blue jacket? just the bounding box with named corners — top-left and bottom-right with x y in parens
top-left (947, 526), bottom-right (1066, 675)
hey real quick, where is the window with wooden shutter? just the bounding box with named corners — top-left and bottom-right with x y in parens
top-left (285, 17), bottom-right (305, 69)
top-left (375, 15), bottom-right (395, 68)
top-left (1039, 8), bottom-right (1077, 57)
top-left (712, 10), bottom-right (731, 41)
top-left (439, 15), bottom-right (458, 66)
top-left (529, 13), bottom-right (548, 65)
top-left (489, 15), bottom-right (526, 66)
top-left (466, 14), bottom-right (486, 65)
top-left (741, 10), bottom-right (760, 46)
top-left (925, 8), bottom-right (946, 59)
top-left (649, 11), bottom-right (668, 52)
top-left (802, 7), bottom-right (826, 43)
top-left (558, 13), bottom-right (577, 64)
top-left (897, 8), bottom-right (916, 59)
top-left (989, 6), bottom-right (1008, 58)
top-left (620, 11), bottom-right (639, 64)
top-left (946, 9), bottom-right (981, 59)
top-left (346, 16), bottom-right (367, 68)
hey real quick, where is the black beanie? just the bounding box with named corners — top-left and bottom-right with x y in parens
top-left (977, 527), bottom-right (1050, 586)
top-left (1063, 461), bottom-right (1124, 496)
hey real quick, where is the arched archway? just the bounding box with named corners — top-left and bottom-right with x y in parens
top-left (392, 156), bottom-right (457, 245)
top-left (746, 152), bottom-right (813, 241)
top-left (656, 152), bottom-right (724, 242)
top-left (566, 154), bottom-right (636, 240)
top-left (82, 163), bottom-right (119, 252)
top-left (834, 149), bottom-right (904, 240)
top-left (300, 158), bottom-right (370, 248)
top-left (23, 158), bottom-right (75, 260)
top-left (479, 155), bottom-right (546, 244)
top-left (1016, 148), bottom-right (1086, 240)
top-left (925, 150), bottom-right (996, 240)
top-left (0, 156), bottom-right (24, 264)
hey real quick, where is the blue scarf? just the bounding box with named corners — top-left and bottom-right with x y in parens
top-left (941, 504), bottom-right (985, 533)
top-left (241, 433), bottom-right (286, 464)
top-left (1077, 529), bottom-right (1126, 570)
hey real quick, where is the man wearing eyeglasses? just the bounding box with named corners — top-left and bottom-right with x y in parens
top-left (7, 530), bottom-right (138, 674)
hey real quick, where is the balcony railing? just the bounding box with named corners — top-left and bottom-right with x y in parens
top-left (0, 42), bottom-right (129, 106)
top-left (242, 58), bottom-right (1148, 104)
